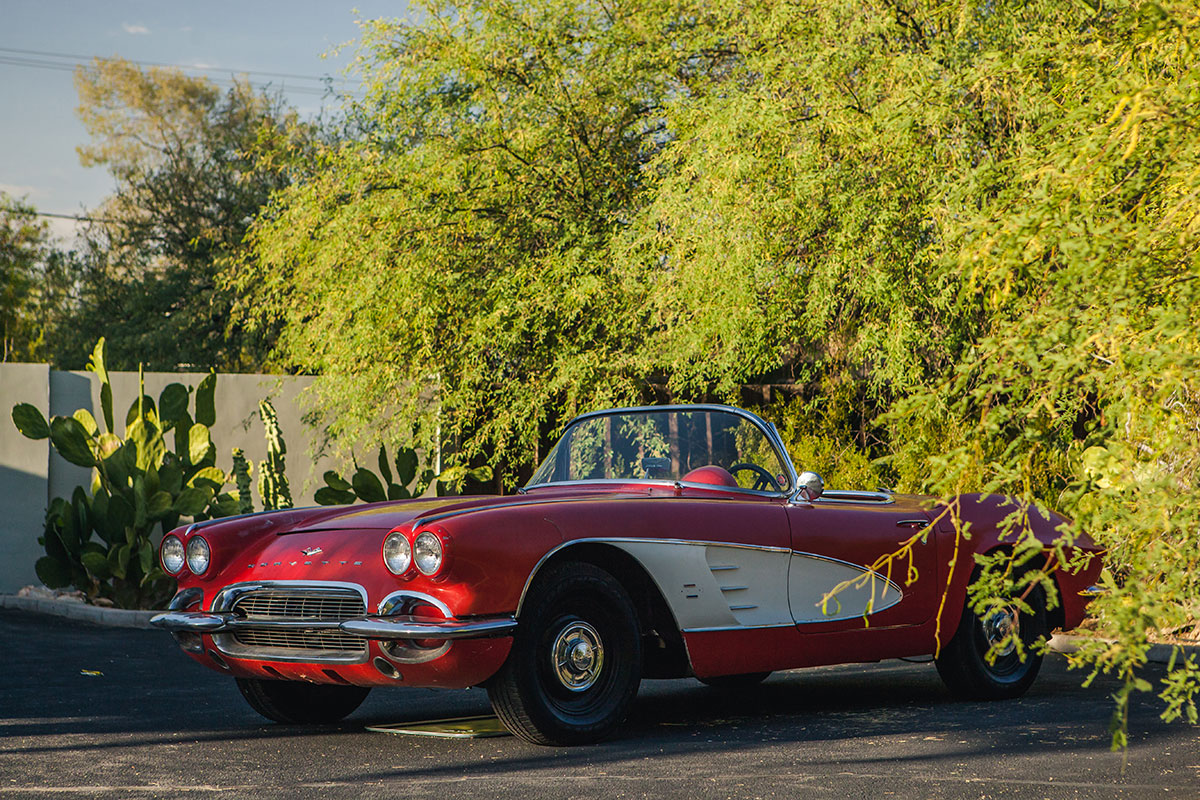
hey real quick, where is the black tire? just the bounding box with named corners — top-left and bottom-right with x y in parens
top-left (235, 678), bottom-right (370, 724)
top-left (935, 581), bottom-right (1047, 701)
top-left (698, 672), bottom-right (772, 689)
top-left (488, 562), bottom-right (642, 745)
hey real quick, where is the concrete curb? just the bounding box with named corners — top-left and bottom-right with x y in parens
top-left (0, 594), bottom-right (157, 629)
top-left (1049, 633), bottom-right (1200, 664)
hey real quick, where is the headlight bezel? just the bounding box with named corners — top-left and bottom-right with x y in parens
top-left (161, 534), bottom-right (185, 575)
top-left (185, 535), bottom-right (211, 576)
top-left (383, 530), bottom-right (413, 576)
top-left (413, 530), bottom-right (445, 577)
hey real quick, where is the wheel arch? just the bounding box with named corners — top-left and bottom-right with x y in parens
top-left (518, 541), bottom-right (693, 678)
top-left (940, 544), bottom-right (1066, 636)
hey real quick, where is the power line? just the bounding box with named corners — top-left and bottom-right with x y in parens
top-left (0, 45), bottom-right (352, 84)
top-left (0, 46), bottom-right (361, 98)
top-left (6, 209), bottom-right (116, 224)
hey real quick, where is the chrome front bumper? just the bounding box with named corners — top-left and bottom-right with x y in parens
top-left (150, 610), bottom-right (517, 640)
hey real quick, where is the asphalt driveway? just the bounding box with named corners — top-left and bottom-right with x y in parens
top-left (1, 609), bottom-right (1196, 798)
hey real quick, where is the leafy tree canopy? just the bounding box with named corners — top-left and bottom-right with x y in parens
top-left (63, 58), bottom-right (319, 371)
top-left (0, 193), bottom-right (76, 363)
top-left (234, 0), bottom-right (1200, 739)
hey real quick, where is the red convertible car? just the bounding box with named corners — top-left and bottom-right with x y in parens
top-left (152, 404), bottom-right (1101, 744)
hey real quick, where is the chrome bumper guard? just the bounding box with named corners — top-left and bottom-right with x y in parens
top-left (150, 611), bottom-right (517, 640)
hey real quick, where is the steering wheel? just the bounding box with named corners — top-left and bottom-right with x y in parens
top-left (729, 462), bottom-right (782, 493)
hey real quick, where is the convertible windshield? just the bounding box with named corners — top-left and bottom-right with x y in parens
top-left (527, 407), bottom-right (793, 493)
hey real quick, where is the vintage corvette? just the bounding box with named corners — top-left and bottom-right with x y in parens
top-left (152, 404), bottom-right (1102, 744)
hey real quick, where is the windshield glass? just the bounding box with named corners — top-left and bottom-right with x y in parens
top-left (527, 408), bottom-right (792, 493)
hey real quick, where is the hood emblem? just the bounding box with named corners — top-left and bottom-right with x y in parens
top-left (301, 546), bottom-right (323, 556)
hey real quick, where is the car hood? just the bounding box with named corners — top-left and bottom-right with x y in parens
top-left (189, 494), bottom-right (528, 539)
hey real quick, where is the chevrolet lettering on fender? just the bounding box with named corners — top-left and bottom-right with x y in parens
top-left (151, 405), bottom-right (1102, 745)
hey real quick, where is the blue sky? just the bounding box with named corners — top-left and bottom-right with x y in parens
top-left (1, 0), bottom-right (409, 241)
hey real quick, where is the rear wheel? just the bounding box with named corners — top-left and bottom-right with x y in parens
top-left (936, 580), bottom-right (1047, 701)
top-left (235, 678), bottom-right (370, 724)
top-left (488, 562), bottom-right (642, 745)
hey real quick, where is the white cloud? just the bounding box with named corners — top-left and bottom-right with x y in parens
top-left (122, 22), bottom-right (151, 35)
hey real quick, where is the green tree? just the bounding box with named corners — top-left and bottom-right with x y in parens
top-left (232, 0), bottom-right (737, 484)
top-left (0, 194), bottom-right (66, 362)
top-left (66, 57), bottom-right (317, 372)
top-left (235, 0), bottom-right (1200, 743)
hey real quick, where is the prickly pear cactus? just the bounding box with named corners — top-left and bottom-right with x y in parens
top-left (10, 338), bottom-right (240, 608)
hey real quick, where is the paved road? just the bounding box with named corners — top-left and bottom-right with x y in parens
top-left (1, 610), bottom-right (1197, 799)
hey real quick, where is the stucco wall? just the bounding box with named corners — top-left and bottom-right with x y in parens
top-left (0, 364), bottom-right (338, 593)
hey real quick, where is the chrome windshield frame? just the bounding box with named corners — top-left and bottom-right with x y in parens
top-left (524, 404), bottom-right (800, 496)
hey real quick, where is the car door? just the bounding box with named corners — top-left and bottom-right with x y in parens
top-left (784, 495), bottom-right (940, 630)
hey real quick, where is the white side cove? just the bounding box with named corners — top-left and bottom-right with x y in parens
top-left (787, 552), bottom-right (903, 623)
top-left (606, 540), bottom-right (902, 632)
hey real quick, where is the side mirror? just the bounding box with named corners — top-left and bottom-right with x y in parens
top-left (797, 471), bottom-right (824, 501)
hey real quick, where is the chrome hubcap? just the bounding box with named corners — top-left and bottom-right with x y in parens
top-left (982, 608), bottom-right (1019, 657)
top-left (552, 621), bottom-right (604, 692)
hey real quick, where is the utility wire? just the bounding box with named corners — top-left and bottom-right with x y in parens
top-left (5, 209), bottom-right (117, 224)
top-left (0, 46), bottom-right (360, 98)
top-left (0, 45), bottom-right (351, 84)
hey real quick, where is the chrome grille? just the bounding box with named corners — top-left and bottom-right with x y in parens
top-left (236, 591), bottom-right (364, 622)
top-left (216, 584), bottom-right (368, 663)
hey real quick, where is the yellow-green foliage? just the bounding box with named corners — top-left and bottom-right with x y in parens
top-left (230, 0), bottom-right (1200, 743)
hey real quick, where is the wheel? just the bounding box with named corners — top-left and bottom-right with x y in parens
top-left (729, 462), bottom-right (781, 492)
top-left (487, 562), bottom-right (642, 745)
top-left (235, 678), bottom-right (370, 724)
top-left (935, 579), bottom-right (1047, 701)
top-left (698, 671), bottom-right (771, 689)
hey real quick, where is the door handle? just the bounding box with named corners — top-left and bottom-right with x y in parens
top-left (897, 519), bottom-right (931, 543)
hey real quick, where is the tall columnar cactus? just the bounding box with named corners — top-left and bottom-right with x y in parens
top-left (10, 338), bottom-right (240, 608)
top-left (231, 448), bottom-right (254, 515)
top-left (256, 399), bottom-right (292, 511)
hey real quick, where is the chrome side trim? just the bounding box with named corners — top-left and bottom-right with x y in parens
top-left (515, 537), bottom-right (793, 615)
top-left (791, 549), bottom-right (903, 576)
top-left (681, 622), bottom-right (794, 634)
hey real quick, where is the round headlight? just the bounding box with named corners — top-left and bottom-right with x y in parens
top-left (161, 535), bottom-right (185, 574)
top-left (413, 531), bottom-right (444, 576)
top-left (186, 536), bottom-right (211, 575)
top-left (383, 531), bottom-right (412, 575)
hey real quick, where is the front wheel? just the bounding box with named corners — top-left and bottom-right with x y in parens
top-left (488, 562), bottom-right (642, 745)
top-left (935, 580), bottom-right (1047, 701)
top-left (236, 678), bottom-right (370, 724)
